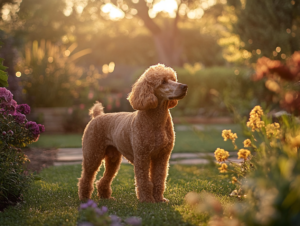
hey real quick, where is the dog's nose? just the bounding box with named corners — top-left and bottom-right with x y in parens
top-left (180, 84), bottom-right (188, 91)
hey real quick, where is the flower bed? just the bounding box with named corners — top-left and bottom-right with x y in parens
top-left (0, 87), bottom-right (45, 210)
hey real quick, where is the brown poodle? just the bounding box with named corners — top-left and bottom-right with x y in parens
top-left (78, 64), bottom-right (188, 203)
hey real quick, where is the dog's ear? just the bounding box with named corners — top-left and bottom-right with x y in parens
top-left (127, 77), bottom-right (158, 110)
top-left (168, 100), bottom-right (178, 109)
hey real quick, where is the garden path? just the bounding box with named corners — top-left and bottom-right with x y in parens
top-left (54, 148), bottom-right (242, 166)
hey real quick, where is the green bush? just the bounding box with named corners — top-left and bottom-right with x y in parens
top-left (16, 40), bottom-right (104, 108)
top-left (0, 42), bottom-right (8, 87)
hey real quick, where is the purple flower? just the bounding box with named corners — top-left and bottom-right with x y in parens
top-left (86, 199), bottom-right (97, 208)
top-left (101, 206), bottom-right (108, 214)
top-left (16, 104), bottom-right (31, 115)
top-left (0, 101), bottom-right (16, 115)
top-left (125, 217), bottom-right (142, 226)
top-left (79, 203), bottom-right (89, 210)
top-left (8, 130), bottom-right (14, 135)
top-left (0, 87), bottom-right (13, 102)
top-left (25, 121), bottom-right (40, 136)
top-left (2, 131), bottom-right (6, 135)
top-left (110, 215), bottom-right (121, 223)
top-left (95, 207), bottom-right (103, 215)
top-left (38, 124), bottom-right (45, 133)
top-left (13, 112), bottom-right (26, 124)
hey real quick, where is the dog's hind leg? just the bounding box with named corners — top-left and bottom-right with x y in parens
top-left (96, 146), bottom-right (122, 199)
top-left (78, 146), bottom-right (105, 201)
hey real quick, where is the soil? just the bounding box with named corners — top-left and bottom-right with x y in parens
top-left (23, 147), bottom-right (58, 173)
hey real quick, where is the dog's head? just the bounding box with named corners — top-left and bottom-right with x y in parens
top-left (127, 64), bottom-right (188, 110)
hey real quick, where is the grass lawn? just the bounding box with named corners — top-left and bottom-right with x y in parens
top-left (0, 163), bottom-right (235, 226)
top-left (30, 124), bottom-right (248, 153)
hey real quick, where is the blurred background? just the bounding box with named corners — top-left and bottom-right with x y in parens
top-left (0, 0), bottom-right (299, 133)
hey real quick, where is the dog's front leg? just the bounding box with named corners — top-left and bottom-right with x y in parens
top-left (150, 151), bottom-right (171, 203)
top-left (134, 155), bottom-right (155, 203)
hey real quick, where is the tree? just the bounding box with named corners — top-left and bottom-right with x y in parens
top-left (227, 0), bottom-right (300, 61)
top-left (81, 0), bottom-right (225, 66)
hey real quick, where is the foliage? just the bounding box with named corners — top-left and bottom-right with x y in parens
top-left (0, 87), bottom-right (44, 206)
top-left (16, 40), bottom-right (103, 107)
top-left (78, 199), bottom-right (141, 226)
top-left (186, 105), bottom-right (300, 226)
top-left (0, 163), bottom-right (234, 225)
top-left (0, 42), bottom-right (8, 87)
top-left (226, 0), bottom-right (300, 62)
top-left (253, 51), bottom-right (300, 115)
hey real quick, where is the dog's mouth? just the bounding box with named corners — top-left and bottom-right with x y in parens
top-left (169, 91), bottom-right (187, 100)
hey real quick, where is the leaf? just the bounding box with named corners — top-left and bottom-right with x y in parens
top-left (0, 47), bottom-right (8, 87)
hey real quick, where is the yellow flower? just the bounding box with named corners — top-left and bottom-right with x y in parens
top-left (266, 123), bottom-right (281, 139)
top-left (218, 163), bottom-right (228, 173)
top-left (232, 176), bottom-right (238, 184)
top-left (214, 148), bottom-right (230, 162)
top-left (238, 149), bottom-right (251, 160)
top-left (286, 134), bottom-right (300, 147)
top-left (250, 105), bottom-right (264, 118)
top-left (246, 106), bottom-right (265, 131)
top-left (243, 139), bottom-right (252, 147)
top-left (222, 129), bottom-right (238, 142)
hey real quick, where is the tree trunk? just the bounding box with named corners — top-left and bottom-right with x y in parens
top-left (134, 0), bottom-right (184, 66)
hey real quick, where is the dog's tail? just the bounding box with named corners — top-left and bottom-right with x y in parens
top-left (89, 101), bottom-right (104, 119)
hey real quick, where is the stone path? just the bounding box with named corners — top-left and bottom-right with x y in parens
top-left (54, 148), bottom-right (242, 166)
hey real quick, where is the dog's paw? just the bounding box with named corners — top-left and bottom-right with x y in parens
top-left (155, 197), bottom-right (169, 203)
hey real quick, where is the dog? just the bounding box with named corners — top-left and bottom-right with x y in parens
top-left (78, 64), bottom-right (188, 203)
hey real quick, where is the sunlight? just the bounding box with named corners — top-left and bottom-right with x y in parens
top-left (150, 0), bottom-right (178, 18)
top-left (101, 3), bottom-right (125, 20)
top-left (99, 0), bottom-right (217, 20)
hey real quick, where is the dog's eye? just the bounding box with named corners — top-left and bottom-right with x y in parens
top-left (162, 80), bottom-right (168, 84)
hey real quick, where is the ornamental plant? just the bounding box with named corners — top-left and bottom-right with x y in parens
top-left (186, 106), bottom-right (300, 226)
top-left (253, 51), bottom-right (300, 115)
top-left (0, 87), bottom-right (44, 206)
top-left (78, 199), bottom-right (141, 226)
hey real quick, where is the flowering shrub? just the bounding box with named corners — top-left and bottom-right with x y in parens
top-left (0, 87), bottom-right (44, 206)
top-left (253, 51), bottom-right (300, 115)
top-left (186, 106), bottom-right (300, 225)
top-left (78, 199), bottom-right (141, 226)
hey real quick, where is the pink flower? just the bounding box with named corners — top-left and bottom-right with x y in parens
top-left (0, 101), bottom-right (16, 115)
top-left (16, 104), bottom-right (31, 115)
top-left (38, 124), bottom-right (45, 133)
top-left (25, 121), bottom-right (40, 136)
top-left (0, 87), bottom-right (13, 102)
top-left (13, 112), bottom-right (26, 124)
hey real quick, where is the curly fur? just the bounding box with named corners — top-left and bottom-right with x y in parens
top-left (78, 64), bottom-right (187, 203)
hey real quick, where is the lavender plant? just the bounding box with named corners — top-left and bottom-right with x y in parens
top-left (0, 87), bottom-right (44, 206)
top-left (78, 199), bottom-right (141, 226)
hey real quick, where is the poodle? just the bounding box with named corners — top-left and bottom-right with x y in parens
top-left (78, 64), bottom-right (188, 203)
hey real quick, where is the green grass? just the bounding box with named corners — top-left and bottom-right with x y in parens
top-left (0, 164), bottom-right (235, 226)
top-left (29, 124), bottom-right (248, 153)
